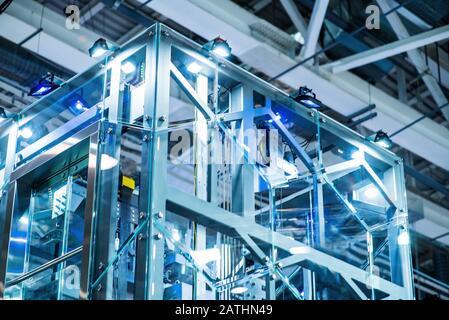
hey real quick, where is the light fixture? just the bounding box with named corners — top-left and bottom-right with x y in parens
top-left (292, 86), bottom-right (322, 109)
top-left (397, 228), bottom-right (410, 246)
top-left (88, 38), bottom-right (111, 58)
top-left (121, 61), bottom-right (136, 74)
top-left (100, 154), bottom-right (119, 170)
top-left (28, 73), bottom-right (60, 97)
top-left (373, 130), bottom-right (393, 149)
top-left (230, 286), bottom-right (248, 294)
top-left (67, 95), bottom-right (89, 115)
top-left (203, 37), bottom-right (232, 58)
top-left (191, 248), bottom-right (221, 266)
top-left (289, 246), bottom-right (310, 255)
top-left (19, 127), bottom-right (33, 139)
top-left (363, 185), bottom-right (379, 199)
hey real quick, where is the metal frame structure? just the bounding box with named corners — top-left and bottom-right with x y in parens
top-left (0, 23), bottom-right (414, 300)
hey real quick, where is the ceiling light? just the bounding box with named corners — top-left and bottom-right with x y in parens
top-left (28, 73), bottom-right (60, 97)
top-left (203, 37), bottom-right (232, 58)
top-left (363, 186), bottom-right (379, 199)
top-left (373, 130), bottom-right (393, 149)
top-left (292, 86), bottom-right (322, 109)
top-left (121, 61), bottom-right (136, 74)
top-left (100, 154), bottom-right (119, 170)
top-left (230, 286), bottom-right (248, 294)
top-left (186, 61), bottom-right (203, 74)
top-left (19, 127), bottom-right (33, 139)
top-left (88, 38), bottom-right (111, 58)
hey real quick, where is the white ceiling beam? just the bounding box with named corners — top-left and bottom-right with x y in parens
top-left (80, 1), bottom-right (105, 25)
top-left (301, 0), bottom-right (328, 60)
top-left (0, 0), bottom-right (117, 73)
top-left (386, 0), bottom-right (432, 31)
top-left (377, 0), bottom-right (449, 123)
top-left (324, 24), bottom-right (449, 73)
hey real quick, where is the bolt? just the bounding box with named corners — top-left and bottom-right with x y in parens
top-left (98, 262), bottom-right (104, 270)
top-left (264, 256), bottom-right (270, 263)
top-left (155, 211), bottom-right (164, 219)
top-left (139, 211), bottom-right (146, 219)
top-left (143, 135), bottom-right (150, 142)
top-left (271, 274), bottom-right (277, 280)
top-left (319, 117), bottom-right (326, 123)
top-left (277, 262), bottom-right (283, 268)
top-left (159, 115), bottom-right (167, 122)
top-left (138, 233), bottom-right (145, 241)
top-left (163, 31), bottom-right (170, 37)
top-left (144, 115), bottom-right (152, 122)
top-left (107, 128), bottom-right (113, 134)
top-left (154, 233), bottom-right (163, 240)
top-left (97, 284), bottom-right (102, 292)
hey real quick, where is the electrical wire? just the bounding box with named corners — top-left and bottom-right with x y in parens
top-left (0, 0), bottom-right (13, 14)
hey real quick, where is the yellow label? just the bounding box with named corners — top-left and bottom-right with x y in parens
top-left (122, 176), bottom-right (135, 190)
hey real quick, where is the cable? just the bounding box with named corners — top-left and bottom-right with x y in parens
top-left (269, 0), bottom-right (416, 82)
top-left (0, 0), bottom-right (13, 14)
top-left (390, 101), bottom-right (449, 137)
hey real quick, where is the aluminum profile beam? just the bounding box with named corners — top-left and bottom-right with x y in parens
top-left (325, 24), bottom-right (449, 73)
top-left (377, 0), bottom-right (449, 123)
top-left (301, 0), bottom-right (329, 60)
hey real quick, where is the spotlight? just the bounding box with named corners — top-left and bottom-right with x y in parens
top-left (88, 38), bottom-right (111, 58)
top-left (203, 37), bottom-right (232, 58)
top-left (28, 73), bottom-right (60, 97)
top-left (186, 61), bottom-right (203, 74)
top-left (67, 95), bottom-right (89, 115)
top-left (292, 86), bottom-right (322, 109)
top-left (19, 127), bottom-right (33, 139)
top-left (121, 61), bottom-right (136, 74)
top-left (373, 130), bottom-right (393, 149)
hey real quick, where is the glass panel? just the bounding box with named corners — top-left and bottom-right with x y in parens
top-left (15, 65), bottom-right (105, 168)
top-left (5, 152), bottom-right (88, 288)
top-left (4, 254), bottom-right (82, 300)
top-left (89, 122), bottom-right (150, 300)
